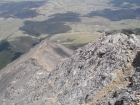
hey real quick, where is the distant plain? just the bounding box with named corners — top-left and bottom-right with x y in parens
top-left (0, 0), bottom-right (140, 69)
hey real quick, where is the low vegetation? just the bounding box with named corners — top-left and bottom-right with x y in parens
top-left (0, 40), bottom-right (22, 70)
top-left (121, 28), bottom-right (140, 35)
top-left (0, 50), bottom-right (22, 70)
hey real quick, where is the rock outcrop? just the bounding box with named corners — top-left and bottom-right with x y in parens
top-left (0, 34), bottom-right (140, 105)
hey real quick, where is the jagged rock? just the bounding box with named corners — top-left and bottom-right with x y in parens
top-left (0, 33), bottom-right (140, 105)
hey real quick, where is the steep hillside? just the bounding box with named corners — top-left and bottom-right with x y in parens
top-left (0, 39), bottom-right (73, 105)
top-left (0, 34), bottom-right (140, 105)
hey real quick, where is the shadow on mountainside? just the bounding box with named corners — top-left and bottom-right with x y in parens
top-left (0, 40), bottom-right (22, 70)
top-left (86, 8), bottom-right (140, 21)
top-left (0, 36), bottom-right (39, 70)
top-left (53, 47), bottom-right (71, 57)
top-left (19, 12), bottom-right (81, 36)
top-left (0, 1), bottom-right (45, 19)
top-left (133, 52), bottom-right (140, 68)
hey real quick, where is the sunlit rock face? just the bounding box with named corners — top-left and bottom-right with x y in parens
top-left (0, 34), bottom-right (140, 105)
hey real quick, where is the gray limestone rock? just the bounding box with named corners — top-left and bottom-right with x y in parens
top-left (0, 33), bottom-right (140, 105)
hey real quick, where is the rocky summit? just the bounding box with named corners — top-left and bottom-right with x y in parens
top-left (0, 34), bottom-right (140, 105)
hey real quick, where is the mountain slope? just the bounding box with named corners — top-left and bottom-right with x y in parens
top-left (47, 34), bottom-right (140, 105)
top-left (0, 34), bottom-right (140, 105)
top-left (0, 39), bottom-right (73, 105)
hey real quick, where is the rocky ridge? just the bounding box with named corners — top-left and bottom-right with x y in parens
top-left (0, 34), bottom-right (140, 105)
top-left (0, 39), bottom-right (73, 105)
top-left (48, 34), bottom-right (140, 105)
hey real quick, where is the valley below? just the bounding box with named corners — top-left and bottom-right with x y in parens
top-left (0, 0), bottom-right (140, 69)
